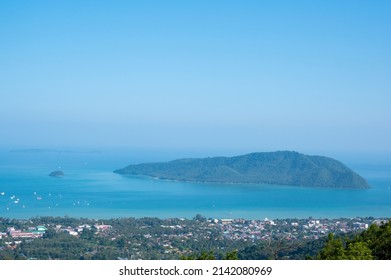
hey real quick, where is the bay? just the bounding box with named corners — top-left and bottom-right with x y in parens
top-left (1, 149), bottom-right (390, 219)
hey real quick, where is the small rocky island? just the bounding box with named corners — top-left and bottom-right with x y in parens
top-left (49, 170), bottom-right (64, 177)
top-left (114, 151), bottom-right (370, 188)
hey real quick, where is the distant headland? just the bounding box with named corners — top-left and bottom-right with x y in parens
top-left (114, 151), bottom-right (370, 188)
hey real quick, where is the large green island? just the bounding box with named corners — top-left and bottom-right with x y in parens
top-left (114, 151), bottom-right (369, 188)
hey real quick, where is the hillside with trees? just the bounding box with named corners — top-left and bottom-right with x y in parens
top-left (318, 220), bottom-right (391, 260)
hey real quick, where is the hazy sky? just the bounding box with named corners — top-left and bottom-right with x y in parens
top-left (1, 1), bottom-right (390, 155)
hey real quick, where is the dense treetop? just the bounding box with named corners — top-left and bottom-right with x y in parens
top-left (114, 151), bottom-right (369, 188)
top-left (318, 220), bottom-right (391, 260)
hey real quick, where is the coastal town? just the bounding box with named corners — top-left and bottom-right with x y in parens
top-left (0, 216), bottom-right (388, 260)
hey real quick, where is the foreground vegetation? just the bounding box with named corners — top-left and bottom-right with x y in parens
top-left (317, 221), bottom-right (391, 260)
top-left (114, 151), bottom-right (369, 188)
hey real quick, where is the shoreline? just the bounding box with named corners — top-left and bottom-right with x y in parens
top-left (1, 215), bottom-right (390, 221)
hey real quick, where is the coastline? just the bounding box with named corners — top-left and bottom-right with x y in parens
top-left (1, 150), bottom-right (390, 221)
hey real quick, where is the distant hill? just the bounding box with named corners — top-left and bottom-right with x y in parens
top-left (49, 170), bottom-right (64, 177)
top-left (114, 151), bottom-right (370, 188)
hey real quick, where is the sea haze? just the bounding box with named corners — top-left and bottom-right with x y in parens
top-left (0, 149), bottom-right (390, 219)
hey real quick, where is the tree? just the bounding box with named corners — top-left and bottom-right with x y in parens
top-left (181, 250), bottom-right (239, 260)
top-left (80, 228), bottom-right (95, 240)
top-left (356, 221), bottom-right (391, 259)
top-left (317, 221), bottom-right (391, 260)
top-left (193, 214), bottom-right (207, 223)
top-left (223, 250), bottom-right (239, 260)
top-left (263, 233), bottom-right (295, 260)
top-left (181, 251), bottom-right (216, 260)
top-left (43, 228), bottom-right (56, 239)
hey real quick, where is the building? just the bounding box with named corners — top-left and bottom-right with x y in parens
top-left (95, 224), bottom-right (112, 231)
top-left (8, 226), bottom-right (46, 239)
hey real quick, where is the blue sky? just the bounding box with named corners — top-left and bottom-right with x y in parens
top-left (0, 0), bottom-right (390, 156)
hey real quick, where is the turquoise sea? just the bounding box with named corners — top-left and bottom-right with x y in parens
top-left (1, 149), bottom-right (391, 219)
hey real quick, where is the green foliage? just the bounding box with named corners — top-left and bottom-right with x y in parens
top-left (238, 238), bottom-right (327, 260)
top-left (238, 244), bottom-right (271, 260)
top-left (115, 151), bottom-right (369, 188)
top-left (0, 249), bottom-right (15, 260)
top-left (80, 228), bottom-right (95, 240)
top-left (317, 234), bottom-right (347, 260)
top-left (193, 214), bottom-right (207, 222)
top-left (223, 250), bottom-right (239, 260)
top-left (181, 251), bottom-right (216, 260)
top-left (355, 222), bottom-right (391, 259)
top-left (181, 250), bottom-right (239, 260)
top-left (345, 242), bottom-right (373, 260)
top-left (43, 228), bottom-right (56, 239)
top-left (19, 232), bottom-right (97, 260)
top-left (318, 221), bottom-right (391, 260)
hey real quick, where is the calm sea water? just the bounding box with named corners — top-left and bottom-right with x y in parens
top-left (1, 149), bottom-right (390, 219)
